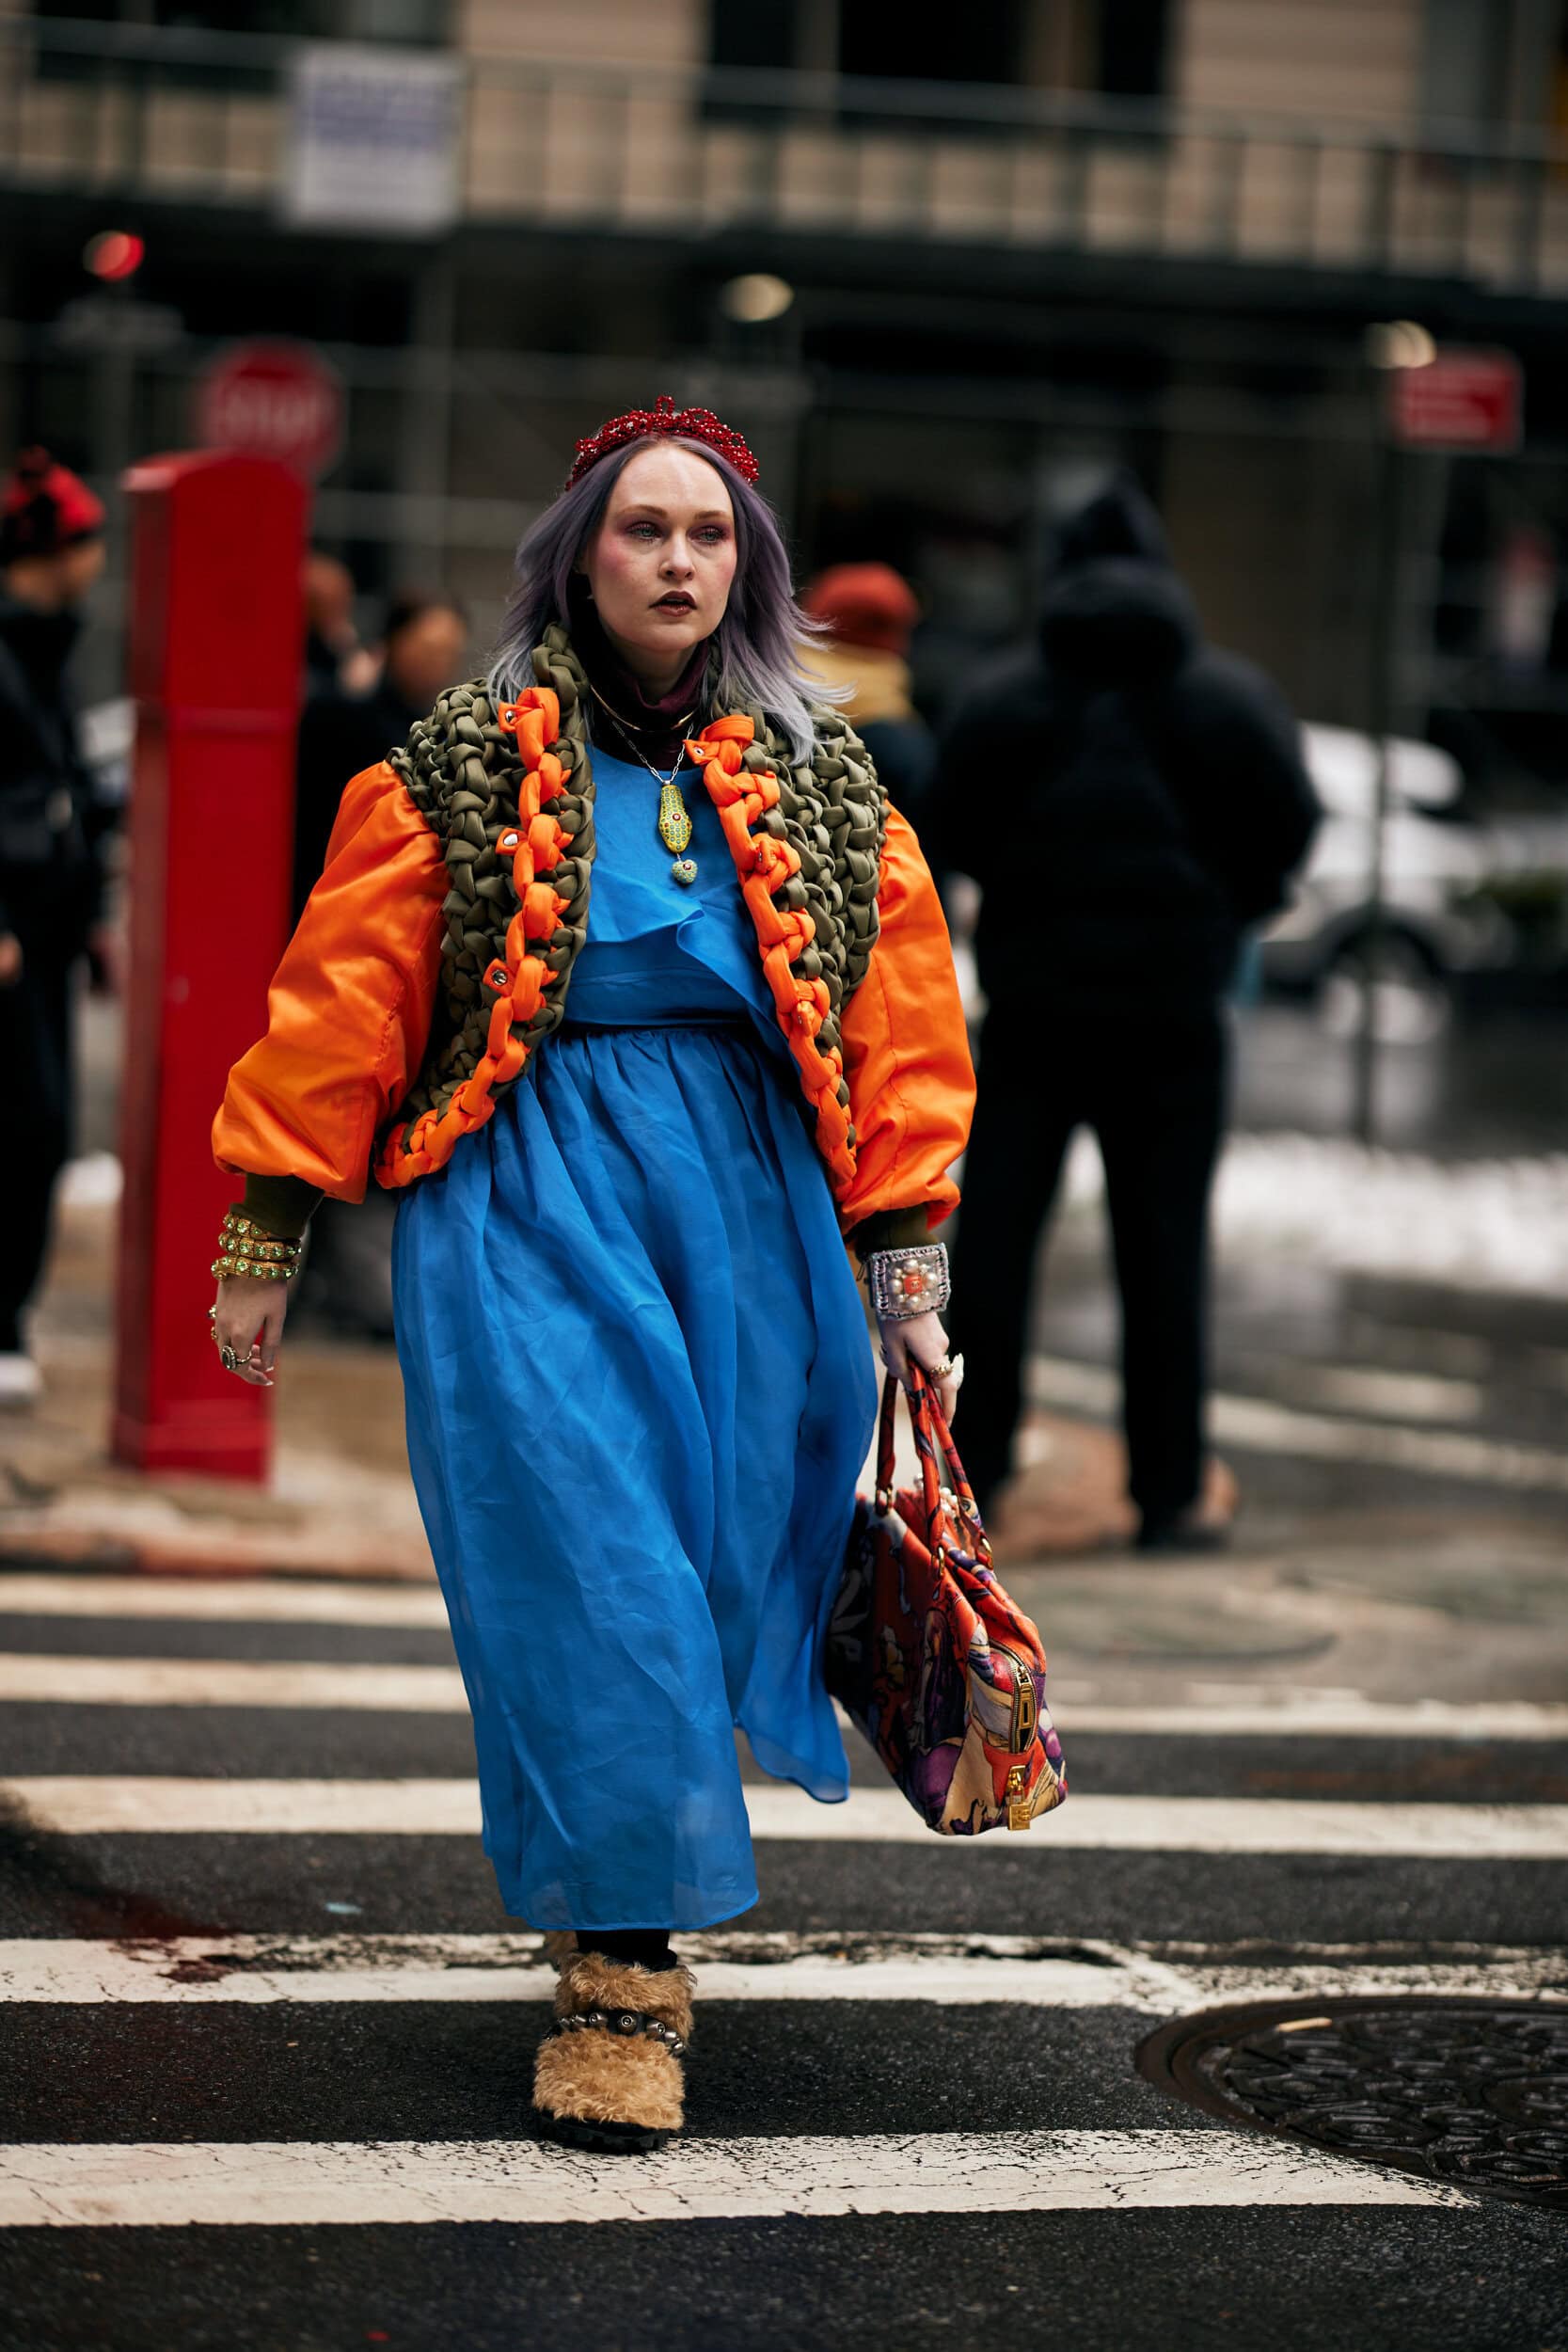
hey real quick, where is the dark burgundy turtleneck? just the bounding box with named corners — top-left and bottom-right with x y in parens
top-left (571, 587), bottom-right (711, 770)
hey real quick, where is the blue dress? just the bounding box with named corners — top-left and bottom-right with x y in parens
top-left (392, 747), bottom-right (879, 1931)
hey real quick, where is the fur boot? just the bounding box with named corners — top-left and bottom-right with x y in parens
top-left (532, 1949), bottom-right (695, 2153)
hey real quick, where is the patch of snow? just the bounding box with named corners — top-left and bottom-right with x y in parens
top-left (57, 1152), bottom-right (123, 1208)
top-left (1302, 723), bottom-right (1463, 817)
top-left (1063, 1130), bottom-right (1568, 1298)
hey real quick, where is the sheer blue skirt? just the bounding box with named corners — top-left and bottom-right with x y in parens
top-left (390, 753), bottom-right (878, 1929)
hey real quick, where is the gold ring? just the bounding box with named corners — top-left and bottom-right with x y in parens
top-left (219, 1344), bottom-right (241, 1375)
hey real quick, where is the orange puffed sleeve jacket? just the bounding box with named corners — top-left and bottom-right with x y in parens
top-left (214, 756), bottom-right (974, 1246)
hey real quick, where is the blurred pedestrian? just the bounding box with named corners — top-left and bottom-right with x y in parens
top-left (213, 396), bottom-right (971, 2151)
top-left (930, 472), bottom-right (1319, 1551)
top-left (293, 590), bottom-right (469, 924)
top-left (800, 563), bottom-right (937, 836)
top-left (0, 448), bottom-right (112, 1406)
top-left (289, 591), bottom-right (470, 1337)
top-left (301, 550), bottom-right (376, 704)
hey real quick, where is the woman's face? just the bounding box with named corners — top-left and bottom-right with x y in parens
top-left (578, 443), bottom-right (737, 688)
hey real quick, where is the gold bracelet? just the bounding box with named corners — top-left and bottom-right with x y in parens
top-left (224, 1240), bottom-right (297, 1264)
top-left (213, 1209), bottom-right (302, 1283)
top-left (211, 1254), bottom-right (295, 1282)
top-left (219, 1211), bottom-right (300, 1248)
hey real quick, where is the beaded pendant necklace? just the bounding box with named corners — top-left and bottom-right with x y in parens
top-left (590, 683), bottom-right (702, 887)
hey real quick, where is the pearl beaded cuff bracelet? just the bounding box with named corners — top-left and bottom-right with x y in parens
top-left (866, 1242), bottom-right (950, 1321)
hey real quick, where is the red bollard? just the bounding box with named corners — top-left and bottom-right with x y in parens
top-left (111, 451), bottom-right (306, 1482)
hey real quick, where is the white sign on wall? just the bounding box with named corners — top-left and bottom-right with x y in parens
top-left (280, 43), bottom-right (463, 235)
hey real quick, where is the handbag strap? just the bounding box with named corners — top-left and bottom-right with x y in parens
top-left (875, 1368), bottom-right (902, 1507)
top-left (878, 1365), bottom-right (994, 1570)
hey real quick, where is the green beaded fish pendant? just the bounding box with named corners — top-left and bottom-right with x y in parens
top-left (659, 779), bottom-right (697, 885)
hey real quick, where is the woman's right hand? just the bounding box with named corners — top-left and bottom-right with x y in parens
top-left (211, 1275), bottom-right (290, 1388)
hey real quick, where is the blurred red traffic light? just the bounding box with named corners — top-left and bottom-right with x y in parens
top-left (84, 230), bottom-right (145, 281)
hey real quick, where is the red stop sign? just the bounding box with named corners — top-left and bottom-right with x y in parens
top-left (195, 341), bottom-right (345, 480)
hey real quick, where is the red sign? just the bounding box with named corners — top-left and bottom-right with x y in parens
top-left (195, 340), bottom-right (345, 480)
top-left (1389, 349), bottom-right (1523, 453)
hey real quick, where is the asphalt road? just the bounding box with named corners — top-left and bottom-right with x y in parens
top-left (1, 1579), bottom-right (1566, 2352)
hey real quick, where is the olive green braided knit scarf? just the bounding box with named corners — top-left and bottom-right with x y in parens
top-left (381, 625), bottom-right (886, 1182)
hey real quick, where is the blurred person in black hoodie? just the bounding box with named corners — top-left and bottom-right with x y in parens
top-left (0, 450), bottom-right (112, 1407)
top-left (293, 589), bottom-right (468, 925)
top-left (929, 474), bottom-right (1319, 1550)
top-left (288, 589), bottom-right (468, 1334)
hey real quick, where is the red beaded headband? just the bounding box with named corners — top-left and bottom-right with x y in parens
top-left (565, 393), bottom-right (760, 491)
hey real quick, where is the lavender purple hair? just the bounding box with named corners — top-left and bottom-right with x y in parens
top-left (488, 437), bottom-right (838, 766)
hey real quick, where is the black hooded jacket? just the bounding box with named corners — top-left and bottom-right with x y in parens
top-left (0, 592), bottom-right (104, 946)
top-left (929, 479), bottom-right (1320, 1023)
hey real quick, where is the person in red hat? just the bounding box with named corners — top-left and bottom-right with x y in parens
top-left (800, 562), bottom-right (937, 836)
top-left (0, 449), bottom-right (111, 1407)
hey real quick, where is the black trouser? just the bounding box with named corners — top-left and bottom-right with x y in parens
top-left (952, 1003), bottom-right (1227, 1531)
top-left (0, 940), bottom-right (75, 1355)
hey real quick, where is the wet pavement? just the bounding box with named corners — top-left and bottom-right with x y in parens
top-left (998, 993), bottom-right (1568, 1560)
top-left (1234, 999), bottom-right (1568, 1162)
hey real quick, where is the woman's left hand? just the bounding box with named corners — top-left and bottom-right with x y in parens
top-left (878, 1308), bottom-right (963, 1424)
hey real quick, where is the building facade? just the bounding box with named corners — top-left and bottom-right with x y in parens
top-left (1, 0), bottom-right (1565, 786)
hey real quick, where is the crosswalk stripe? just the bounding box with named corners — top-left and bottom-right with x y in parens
top-left (2, 1649), bottom-right (1560, 1748)
top-left (7, 1776), bottom-right (1566, 1857)
top-left (0, 2130), bottom-right (1475, 2226)
top-left (1, 1648), bottom-right (1562, 1743)
top-left (0, 1573), bottom-right (450, 1629)
top-left (1277, 1364), bottom-right (1485, 1424)
top-left (2, 1932), bottom-right (1560, 2010)
top-left (1053, 1699), bottom-right (1568, 1740)
top-left (0, 1654), bottom-right (467, 1711)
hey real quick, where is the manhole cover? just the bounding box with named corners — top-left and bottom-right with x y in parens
top-left (1137, 1996), bottom-right (1568, 2211)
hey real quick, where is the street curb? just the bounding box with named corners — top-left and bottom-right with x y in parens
top-left (0, 1527), bottom-right (438, 1585)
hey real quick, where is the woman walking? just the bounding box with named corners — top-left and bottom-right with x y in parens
top-left (211, 398), bottom-right (974, 2152)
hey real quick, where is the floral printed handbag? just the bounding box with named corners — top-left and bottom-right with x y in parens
top-left (826, 1363), bottom-right (1068, 1835)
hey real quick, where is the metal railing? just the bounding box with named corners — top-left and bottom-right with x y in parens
top-left (3, 15), bottom-right (1566, 293)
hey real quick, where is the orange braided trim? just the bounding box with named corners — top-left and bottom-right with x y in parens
top-left (375, 690), bottom-right (568, 1186)
top-left (686, 715), bottom-right (859, 1192)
